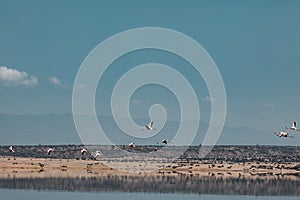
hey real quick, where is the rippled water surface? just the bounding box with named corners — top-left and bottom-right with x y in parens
top-left (1, 189), bottom-right (300, 200)
top-left (0, 175), bottom-right (300, 198)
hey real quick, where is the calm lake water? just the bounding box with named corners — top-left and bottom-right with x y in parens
top-left (1, 189), bottom-right (300, 200)
top-left (1, 172), bottom-right (299, 199)
top-left (1, 175), bottom-right (299, 196)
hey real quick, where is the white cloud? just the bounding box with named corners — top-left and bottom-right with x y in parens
top-left (48, 76), bottom-right (69, 88)
top-left (0, 66), bottom-right (38, 87)
top-left (49, 76), bottom-right (61, 85)
top-left (202, 96), bottom-right (214, 102)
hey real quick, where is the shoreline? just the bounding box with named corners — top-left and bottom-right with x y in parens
top-left (0, 156), bottom-right (299, 180)
top-left (0, 156), bottom-right (300, 195)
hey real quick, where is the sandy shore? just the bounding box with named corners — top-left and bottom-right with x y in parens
top-left (0, 156), bottom-right (299, 180)
top-left (0, 156), bottom-right (117, 179)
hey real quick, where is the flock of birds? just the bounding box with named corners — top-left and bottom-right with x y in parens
top-left (8, 145), bottom-right (102, 158)
top-left (8, 120), bottom-right (297, 155)
top-left (274, 121), bottom-right (300, 138)
top-left (129, 120), bottom-right (170, 151)
top-left (6, 120), bottom-right (169, 155)
top-left (8, 145), bottom-right (91, 155)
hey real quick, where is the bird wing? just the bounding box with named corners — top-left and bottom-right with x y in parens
top-left (150, 121), bottom-right (153, 128)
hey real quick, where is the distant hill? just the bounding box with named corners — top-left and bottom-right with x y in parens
top-left (0, 113), bottom-right (298, 145)
top-left (0, 113), bottom-right (80, 145)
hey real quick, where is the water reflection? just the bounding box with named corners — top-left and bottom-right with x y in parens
top-left (0, 175), bottom-right (299, 196)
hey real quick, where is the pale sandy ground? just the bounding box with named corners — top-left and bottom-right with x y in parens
top-left (0, 156), bottom-right (299, 180)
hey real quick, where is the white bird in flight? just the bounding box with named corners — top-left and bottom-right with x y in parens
top-left (285, 122), bottom-right (300, 131)
top-left (94, 150), bottom-right (101, 157)
top-left (157, 139), bottom-right (169, 145)
top-left (162, 139), bottom-right (168, 145)
top-left (9, 146), bottom-right (14, 152)
top-left (144, 121), bottom-right (156, 131)
top-left (274, 131), bottom-right (294, 138)
top-left (81, 148), bottom-right (88, 155)
top-left (128, 142), bottom-right (135, 148)
top-left (47, 148), bottom-right (53, 155)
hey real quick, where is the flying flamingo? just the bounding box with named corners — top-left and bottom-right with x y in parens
top-left (274, 131), bottom-right (294, 138)
top-left (143, 121), bottom-right (156, 131)
top-left (47, 148), bottom-right (53, 155)
top-left (157, 139), bottom-right (169, 145)
top-left (81, 148), bottom-right (88, 155)
top-left (285, 122), bottom-right (300, 131)
top-left (94, 150), bottom-right (101, 157)
top-left (9, 146), bottom-right (14, 152)
top-left (128, 142), bottom-right (135, 148)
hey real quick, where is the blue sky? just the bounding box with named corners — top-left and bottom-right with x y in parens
top-left (0, 0), bottom-right (300, 144)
